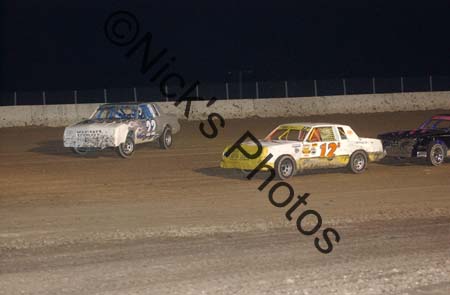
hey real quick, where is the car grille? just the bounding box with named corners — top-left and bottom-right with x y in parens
top-left (383, 138), bottom-right (416, 156)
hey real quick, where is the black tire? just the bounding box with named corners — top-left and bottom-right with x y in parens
top-left (427, 142), bottom-right (446, 166)
top-left (159, 127), bottom-right (172, 149)
top-left (117, 136), bottom-right (135, 158)
top-left (275, 155), bottom-right (296, 180)
top-left (72, 147), bottom-right (89, 156)
top-left (349, 150), bottom-right (368, 174)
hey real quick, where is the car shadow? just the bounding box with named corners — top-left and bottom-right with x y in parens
top-left (28, 140), bottom-right (115, 158)
top-left (376, 157), bottom-right (431, 167)
top-left (194, 166), bottom-right (353, 181)
top-left (28, 140), bottom-right (156, 158)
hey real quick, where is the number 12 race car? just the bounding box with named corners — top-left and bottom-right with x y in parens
top-left (378, 114), bottom-right (450, 166)
top-left (221, 123), bottom-right (385, 179)
top-left (63, 103), bottom-right (180, 158)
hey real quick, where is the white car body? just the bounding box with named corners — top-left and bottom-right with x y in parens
top-left (221, 123), bottom-right (385, 173)
top-left (64, 103), bottom-right (180, 154)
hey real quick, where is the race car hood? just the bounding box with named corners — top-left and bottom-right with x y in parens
top-left (64, 120), bottom-right (130, 148)
top-left (67, 120), bottom-right (127, 131)
top-left (238, 140), bottom-right (302, 150)
top-left (245, 140), bottom-right (300, 146)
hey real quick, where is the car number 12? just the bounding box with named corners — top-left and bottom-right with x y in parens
top-left (320, 142), bottom-right (338, 158)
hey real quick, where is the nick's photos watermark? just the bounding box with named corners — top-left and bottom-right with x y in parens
top-left (104, 10), bottom-right (340, 254)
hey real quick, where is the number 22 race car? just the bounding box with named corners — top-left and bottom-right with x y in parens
top-left (220, 123), bottom-right (385, 179)
top-left (63, 103), bottom-right (180, 158)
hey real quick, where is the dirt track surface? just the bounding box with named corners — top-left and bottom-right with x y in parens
top-left (1, 110), bottom-right (450, 295)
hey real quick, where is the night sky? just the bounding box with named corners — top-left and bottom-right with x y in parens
top-left (1, 0), bottom-right (449, 92)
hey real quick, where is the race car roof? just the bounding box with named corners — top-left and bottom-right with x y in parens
top-left (431, 114), bottom-right (450, 121)
top-left (101, 102), bottom-right (148, 106)
top-left (278, 123), bottom-right (350, 129)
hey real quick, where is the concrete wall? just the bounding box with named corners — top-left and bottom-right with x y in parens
top-left (1, 91), bottom-right (449, 127)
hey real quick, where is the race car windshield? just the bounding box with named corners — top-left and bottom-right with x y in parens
top-left (420, 119), bottom-right (450, 129)
top-left (91, 105), bottom-right (138, 120)
top-left (265, 127), bottom-right (311, 141)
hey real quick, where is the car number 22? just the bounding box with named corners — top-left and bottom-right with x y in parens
top-left (146, 119), bottom-right (156, 133)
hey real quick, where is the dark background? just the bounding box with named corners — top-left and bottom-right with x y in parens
top-left (0, 0), bottom-right (449, 102)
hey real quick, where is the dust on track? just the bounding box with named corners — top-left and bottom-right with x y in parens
top-left (0, 110), bottom-right (450, 295)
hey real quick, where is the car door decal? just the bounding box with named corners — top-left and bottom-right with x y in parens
top-left (146, 119), bottom-right (156, 135)
top-left (319, 142), bottom-right (339, 158)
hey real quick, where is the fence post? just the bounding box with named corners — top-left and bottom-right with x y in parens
top-left (103, 89), bottom-right (107, 103)
top-left (284, 81), bottom-right (289, 97)
top-left (133, 87), bottom-right (138, 102)
top-left (313, 80), bottom-right (318, 96)
top-left (74, 90), bottom-right (77, 104)
top-left (42, 91), bottom-right (46, 105)
top-left (372, 77), bottom-right (376, 94)
top-left (429, 75), bottom-right (433, 92)
top-left (195, 84), bottom-right (199, 98)
top-left (343, 78), bottom-right (347, 95)
top-left (14, 91), bottom-right (17, 106)
top-left (225, 83), bottom-right (229, 100)
top-left (255, 82), bottom-right (259, 99)
top-left (400, 77), bottom-right (404, 93)
top-left (165, 85), bottom-right (169, 102)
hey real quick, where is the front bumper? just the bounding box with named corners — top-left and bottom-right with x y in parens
top-left (64, 131), bottom-right (116, 149)
top-left (220, 145), bottom-right (273, 170)
top-left (382, 138), bottom-right (418, 158)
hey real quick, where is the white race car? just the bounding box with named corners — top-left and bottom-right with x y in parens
top-left (64, 103), bottom-right (180, 158)
top-left (221, 123), bottom-right (385, 179)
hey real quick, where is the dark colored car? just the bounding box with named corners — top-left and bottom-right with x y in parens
top-left (378, 115), bottom-right (450, 166)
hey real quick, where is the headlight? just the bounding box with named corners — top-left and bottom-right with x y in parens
top-left (64, 128), bottom-right (75, 137)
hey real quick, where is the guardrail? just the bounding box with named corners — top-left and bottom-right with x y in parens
top-left (1, 91), bottom-right (449, 128)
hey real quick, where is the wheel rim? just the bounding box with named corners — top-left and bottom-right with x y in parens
top-left (123, 139), bottom-right (134, 154)
top-left (280, 159), bottom-right (293, 177)
top-left (165, 131), bottom-right (172, 146)
top-left (353, 154), bottom-right (365, 171)
top-left (432, 147), bottom-right (444, 163)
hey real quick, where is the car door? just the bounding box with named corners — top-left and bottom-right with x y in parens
top-left (304, 126), bottom-right (343, 168)
top-left (135, 104), bottom-right (157, 143)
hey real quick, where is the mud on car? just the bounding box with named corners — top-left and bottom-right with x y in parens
top-left (63, 103), bottom-right (180, 158)
top-left (378, 114), bottom-right (450, 166)
top-left (220, 123), bottom-right (385, 179)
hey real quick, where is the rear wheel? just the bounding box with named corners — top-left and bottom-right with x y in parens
top-left (349, 151), bottom-right (368, 173)
top-left (427, 142), bottom-right (446, 166)
top-left (117, 136), bottom-right (135, 158)
top-left (159, 127), bottom-right (172, 149)
top-left (275, 156), bottom-right (296, 180)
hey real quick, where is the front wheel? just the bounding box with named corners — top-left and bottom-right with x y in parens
top-left (349, 151), bottom-right (368, 174)
top-left (72, 147), bottom-right (89, 156)
top-left (117, 137), bottom-right (135, 158)
top-left (159, 127), bottom-right (172, 149)
top-left (427, 142), bottom-right (446, 166)
top-left (240, 169), bottom-right (253, 178)
top-left (275, 156), bottom-right (296, 180)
